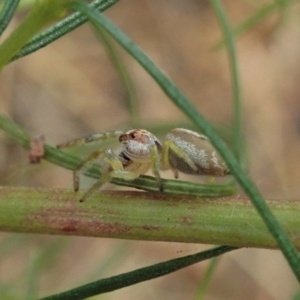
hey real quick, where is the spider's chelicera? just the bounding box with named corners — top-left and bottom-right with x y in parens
top-left (57, 128), bottom-right (230, 202)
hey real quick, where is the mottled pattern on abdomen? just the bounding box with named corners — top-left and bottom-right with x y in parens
top-left (166, 128), bottom-right (229, 176)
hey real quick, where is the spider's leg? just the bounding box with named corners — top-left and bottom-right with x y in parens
top-left (57, 131), bottom-right (124, 149)
top-left (73, 149), bottom-right (107, 191)
top-left (79, 170), bottom-right (139, 202)
top-left (79, 149), bottom-right (139, 202)
top-left (162, 139), bottom-right (198, 178)
top-left (150, 143), bottom-right (162, 191)
top-left (161, 141), bottom-right (178, 178)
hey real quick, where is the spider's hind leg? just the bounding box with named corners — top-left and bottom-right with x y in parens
top-left (161, 139), bottom-right (198, 178)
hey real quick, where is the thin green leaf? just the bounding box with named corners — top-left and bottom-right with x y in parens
top-left (234, 3), bottom-right (275, 36)
top-left (194, 257), bottom-right (220, 299)
top-left (10, 0), bottom-right (120, 62)
top-left (87, 243), bottom-right (130, 280)
top-left (272, 0), bottom-right (294, 34)
top-left (292, 288), bottom-right (300, 300)
top-left (0, 0), bottom-right (20, 37)
top-left (26, 238), bottom-right (69, 300)
top-left (213, 3), bottom-right (277, 49)
top-left (39, 246), bottom-right (237, 300)
top-left (213, 0), bottom-right (296, 50)
top-left (26, 254), bottom-right (39, 300)
top-left (92, 23), bottom-right (139, 125)
top-left (0, 0), bottom-right (74, 71)
top-left (0, 234), bottom-right (28, 260)
top-left (210, 0), bottom-right (243, 164)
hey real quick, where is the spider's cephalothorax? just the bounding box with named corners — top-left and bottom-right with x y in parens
top-left (57, 128), bottom-right (230, 202)
top-left (118, 129), bottom-right (162, 163)
top-left (117, 129), bottom-right (163, 190)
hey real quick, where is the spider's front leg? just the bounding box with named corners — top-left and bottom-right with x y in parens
top-left (57, 131), bottom-right (140, 202)
top-left (79, 149), bottom-right (140, 202)
top-left (73, 149), bottom-right (107, 192)
top-left (57, 131), bottom-right (126, 191)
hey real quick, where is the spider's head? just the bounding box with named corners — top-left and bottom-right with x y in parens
top-left (119, 129), bottom-right (162, 161)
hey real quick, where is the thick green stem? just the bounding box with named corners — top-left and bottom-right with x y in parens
top-left (0, 186), bottom-right (299, 249)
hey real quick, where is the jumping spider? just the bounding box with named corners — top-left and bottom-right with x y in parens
top-left (57, 128), bottom-right (230, 202)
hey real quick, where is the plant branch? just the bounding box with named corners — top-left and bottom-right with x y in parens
top-left (0, 186), bottom-right (299, 249)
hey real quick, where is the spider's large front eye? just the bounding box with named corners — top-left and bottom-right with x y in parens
top-left (130, 132), bottom-right (136, 139)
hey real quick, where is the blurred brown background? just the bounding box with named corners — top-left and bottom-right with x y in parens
top-left (0, 1), bottom-right (300, 299)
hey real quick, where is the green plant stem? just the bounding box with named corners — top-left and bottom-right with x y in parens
top-left (92, 24), bottom-right (139, 125)
top-left (40, 246), bottom-right (236, 300)
top-left (292, 288), bottom-right (300, 300)
top-left (0, 0), bottom-right (20, 37)
top-left (194, 257), bottom-right (220, 299)
top-left (210, 0), bottom-right (243, 164)
top-left (0, 0), bottom-right (73, 71)
top-left (212, 3), bottom-right (278, 50)
top-left (212, 1), bottom-right (296, 50)
top-left (0, 186), bottom-right (299, 249)
top-left (71, 1), bottom-right (300, 281)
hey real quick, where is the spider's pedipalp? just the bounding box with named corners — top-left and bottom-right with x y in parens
top-left (104, 148), bottom-right (124, 171)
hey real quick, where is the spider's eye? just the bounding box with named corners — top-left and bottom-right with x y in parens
top-left (130, 133), bottom-right (136, 139)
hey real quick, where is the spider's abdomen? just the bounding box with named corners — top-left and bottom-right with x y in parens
top-left (166, 128), bottom-right (229, 176)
